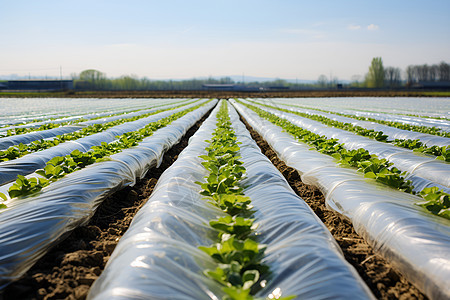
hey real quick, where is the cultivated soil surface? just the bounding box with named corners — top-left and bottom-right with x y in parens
top-left (2, 104), bottom-right (428, 300)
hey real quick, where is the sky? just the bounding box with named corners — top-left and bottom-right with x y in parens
top-left (1, 0), bottom-right (449, 81)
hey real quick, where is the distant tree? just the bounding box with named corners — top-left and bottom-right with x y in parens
top-left (406, 62), bottom-right (450, 84)
top-left (272, 78), bottom-right (289, 86)
top-left (365, 57), bottom-right (384, 88)
top-left (438, 61), bottom-right (450, 81)
top-left (406, 65), bottom-right (416, 84)
top-left (317, 74), bottom-right (328, 88)
top-left (77, 69), bottom-right (107, 90)
top-left (384, 67), bottom-right (402, 88)
top-left (219, 77), bottom-right (233, 84)
top-left (79, 69), bottom-right (106, 81)
top-left (114, 75), bottom-right (140, 90)
top-left (429, 64), bottom-right (439, 81)
top-left (416, 64), bottom-right (430, 81)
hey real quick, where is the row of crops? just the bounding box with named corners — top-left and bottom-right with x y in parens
top-left (0, 97), bottom-right (448, 299)
top-left (0, 98), bottom-right (185, 126)
top-left (233, 99), bottom-right (449, 299)
top-left (0, 99), bottom-right (215, 285)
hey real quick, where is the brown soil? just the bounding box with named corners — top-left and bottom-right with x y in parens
top-left (1, 108), bottom-right (213, 300)
top-left (239, 115), bottom-right (428, 300)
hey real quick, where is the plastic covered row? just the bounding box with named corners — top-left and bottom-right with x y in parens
top-left (0, 99), bottom-right (194, 150)
top-left (0, 99), bottom-right (187, 132)
top-left (242, 99), bottom-right (450, 190)
top-left (264, 100), bottom-right (450, 147)
top-left (272, 98), bottom-right (450, 132)
top-left (337, 108), bottom-right (450, 132)
top-left (0, 106), bottom-right (141, 133)
top-left (232, 100), bottom-right (450, 300)
top-left (87, 101), bottom-right (374, 299)
top-left (0, 100), bottom-right (208, 186)
top-left (0, 100), bottom-right (216, 289)
top-left (0, 98), bottom-right (182, 127)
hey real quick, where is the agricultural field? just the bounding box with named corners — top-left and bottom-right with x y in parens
top-left (0, 97), bottom-right (449, 300)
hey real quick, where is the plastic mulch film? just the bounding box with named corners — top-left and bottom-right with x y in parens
top-left (0, 100), bottom-right (208, 186)
top-left (242, 99), bottom-right (450, 190)
top-left (232, 100), bottom-right (450, 300)
top-left (0, 124), bottom-right (86, 150)
top-left (264, 100), bottom-right (450, 148)
top-left (88, 101), bottom-right (374, 300)
top-left (0, 98), bottom-right (182, 127)
top-left (0, 101), bottom-right (216, 289)
top-left (338, 109), bottom-right (450, 133)
top-left (0, 100), bottom-right (193, 150)
top-left (0, 104), bottom-right (151, 133)
top-left (271, 99), bottom-right (450, 133)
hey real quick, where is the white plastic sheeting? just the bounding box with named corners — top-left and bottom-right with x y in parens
top-left (232, 100), bottom-right (450, 300)
top-left (337, 109), bottom-right (450, 133)
top-left (271, 98), bottom-right (450, 132)
top-left (0, 100), bottom-right (216, 289)
top-left (0, 100), bottom-right (193, 150)
top-left (0, 100), bottom-right (208, 186)
top-left (0, 99), bottom-right (188, 132)
top-left (263, 100), bottom-right (450, 147)
top-left (88, 101), bottom-right (374, 300)
top-left (241, 99), bottom-right (450, 190)
top-left (0, 98), bottom-right (183, 127)
top-left (0, 108), bottom-right (140, 133)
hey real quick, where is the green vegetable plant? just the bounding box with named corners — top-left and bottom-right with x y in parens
top-left (196, 101), bottom-right (294, 300)
top-left (251, 100), bottom-right (449, 160)
top-left (0, 101), bottom-right (209, 208)
top-left (6, 175), bottom-right (49, 199)
top-left (249, 100), bottom-right (389, 142)
top-left (0, 99), bottom-right (200, 162)
top-left (279, 101), bottom-right (450, 138)
top-left (239, 100), bottom-right (448, 220)
top-left (417, 187), bottom-right (450, 219)
top-left (0, 99), bottom-right (192, 138)
top-left (392, 139), bottom-right (449, 162)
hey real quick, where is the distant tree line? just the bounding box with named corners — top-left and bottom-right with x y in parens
top-left (72, 60), bottom-right (450, 92)
top-left (406, 62), bottom-right (450, 83)
top-left (71, 69), bottom-right (316, 91)
top-left (331, 58), bottom-right (450, 89)
top-left (71, 69), bottom-right (236, 90)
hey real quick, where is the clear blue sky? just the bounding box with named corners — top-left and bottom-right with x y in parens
top-left (1, 0), bottom-right (449, 81)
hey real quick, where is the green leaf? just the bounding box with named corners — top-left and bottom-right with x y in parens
top-left (438, 208), bottom-right (450, 219)
top-left (222, 286), bottom-right (252, 300)
top-left (8, 189), bottom-right (22, 199)
top-left (364, 172), bottom-right (376, 179)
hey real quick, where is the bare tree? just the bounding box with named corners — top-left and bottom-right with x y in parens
top-left (317, 74), bottom-right (328, 88)
top-left (416, 64), bottom-right (429, 81)
top-left (429, 64), bottom-right (439, 81)
top-left (439, 62), bottom-right (450, 81)
top-left (384, 67), bottom-right (401, 88)
top-left (406, 65), bottom-right (416, 84)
